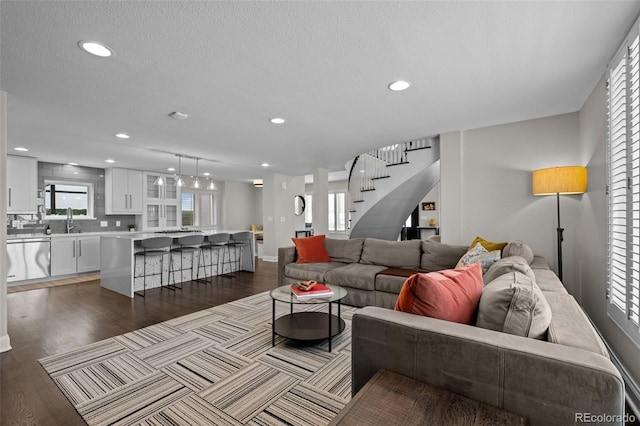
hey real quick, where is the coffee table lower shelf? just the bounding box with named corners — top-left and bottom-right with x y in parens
top-left (273, 312), bottom-right (345, 345)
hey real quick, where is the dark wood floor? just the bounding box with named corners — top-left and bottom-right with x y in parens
top-left (0, 259), bottom-right (276, 426)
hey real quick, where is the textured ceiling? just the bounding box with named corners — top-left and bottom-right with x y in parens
top-left (2, 1), bottom-right (639, 182)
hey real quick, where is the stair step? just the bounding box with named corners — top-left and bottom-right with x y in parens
top-left (361, 189), bottom-right (376, 192)
top-left (387, 161), bottom-right (410, 167)
top-left (353, 200), bottom-right (364, 203)
top-left (349, 210), bottom-right (357, 213)
top-left (372, 175), bottom-right (391, 180)
top-left (405, 146), bottom-right (432, 152)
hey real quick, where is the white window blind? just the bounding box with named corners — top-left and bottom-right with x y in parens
top-left (607, 28), bottom-right (640, 344)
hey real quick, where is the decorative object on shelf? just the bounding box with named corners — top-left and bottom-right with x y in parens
top-left (128, 224), bottom-right (136, 232)
top-left (532, 165), bottom-right (587, 281)
top-left (422, 202), bottom-right (436, 211)
top-left (294, 195), bottom-right (305, 216)
top-left (429, 218), bottom-right (437, 226)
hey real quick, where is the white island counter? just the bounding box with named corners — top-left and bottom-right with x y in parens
top-left (100, 230), bottom-right (255, 298)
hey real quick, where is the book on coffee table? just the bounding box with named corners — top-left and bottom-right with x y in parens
top-left (291, 283), bottom-right (334, 299)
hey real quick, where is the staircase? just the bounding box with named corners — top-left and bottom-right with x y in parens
top-left (348, 136), bottom-right (440, 241)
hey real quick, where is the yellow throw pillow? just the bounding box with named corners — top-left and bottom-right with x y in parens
top-left (468, 236), bottom-right (507, 252)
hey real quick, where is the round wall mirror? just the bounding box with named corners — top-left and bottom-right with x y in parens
top-left (294, 195), bottom-right (305, 216)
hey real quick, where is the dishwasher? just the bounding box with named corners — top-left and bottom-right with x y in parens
top-left (6, 238), bottom-right (51, 282)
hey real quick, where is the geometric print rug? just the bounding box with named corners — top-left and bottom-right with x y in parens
top-left (39, 291), bottom-right (357, 426)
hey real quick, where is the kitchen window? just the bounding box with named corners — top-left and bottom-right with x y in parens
top-left (181, 190), bottom-right (218, 227)
top-left (606, 23), bottom-right (640, 346)
top-left (44, 181), bottom-right (94, 219)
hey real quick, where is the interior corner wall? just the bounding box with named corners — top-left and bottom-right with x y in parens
top-left (440, 112), bottom-right (581, 293)
top-left (221, 181), bottom-right (258, 230)
top-left (0, 91), bottom-right (11, 352)
top-left (261, 174), bottom-right (305, 261)
top-left (578, 74), bottom-right (640, 389)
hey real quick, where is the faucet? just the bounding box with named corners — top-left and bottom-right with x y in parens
top-left (66, 207), bottom-right (75, 233)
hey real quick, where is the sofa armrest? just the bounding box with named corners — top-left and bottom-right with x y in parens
top-left (352, 307), bottom-right (624, 426)
top-left (277, 246), bottom-right (297, 286)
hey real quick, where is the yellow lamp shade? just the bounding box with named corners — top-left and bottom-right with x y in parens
top-left (532, 166), bottom-right (587, 196)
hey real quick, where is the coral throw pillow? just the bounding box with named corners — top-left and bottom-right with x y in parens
top-left (291, 234), bottom-right (331, 264)
top-left (394, 263), bottom-right (483, 324)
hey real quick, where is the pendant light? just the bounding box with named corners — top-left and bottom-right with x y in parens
top-left (193, 158), bottom-right (200, 188)
top-left (175, 155), bottom-right (185, 187)
top-left (207, 179), bottom-right (216, 190)
top-left (153, 174), bottom-right (165, 186)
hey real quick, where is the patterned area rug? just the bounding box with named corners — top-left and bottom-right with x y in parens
top-left (39, 292), bottom-right (356, 426)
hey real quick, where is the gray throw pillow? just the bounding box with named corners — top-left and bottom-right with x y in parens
top-left (502, 241), bottom-right (534, 264)
top-left (476, 271), bottom-right (552, 339)
top-left (483, 256), bottom-right (537, 286)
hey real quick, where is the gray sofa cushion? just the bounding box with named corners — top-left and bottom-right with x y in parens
top-left (325, 238), bottom-right (364, 263)
top-left (324, 263), bottom-right (388, 291)
top-left (529, 256), bottom-right (550, 270)
top-left (360, 239), bottom-right (422, 269)
top-left (374, 273), bottom-right (407, 294)
top-left (284, 261), bottom-right (346, 283)
top-left (477, 271), bottom-right (552, 339)
top-left (544, 292), bottom-right (609, 358)
top-left (502, 241), bottom-right (534, 264)
top-left (483, 256), bottom-right (536, 286)
top-left (420, 240), bottom-right (468, 271)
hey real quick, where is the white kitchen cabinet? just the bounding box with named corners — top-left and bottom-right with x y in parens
top-left (51, 235), bottom-right (100, 276)
top-left (141, 173), bottom-right (181, 230)
top-left (105, 168), bottom-right (143, 214)
top-left (7, 155), bottom-right (38, 214)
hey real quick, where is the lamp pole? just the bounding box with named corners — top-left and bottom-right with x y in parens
top-left (556, 192), bottom-right (564, 282)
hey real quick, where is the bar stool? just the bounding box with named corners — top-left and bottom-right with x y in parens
top-left (170, 234), bottom-right (205, 288)
top-left (134, 236), bottom-right (172, 297)
top-left (227, 231), bottom-right (252, 277)
top-left (197, 233), bottom-right (230, 283)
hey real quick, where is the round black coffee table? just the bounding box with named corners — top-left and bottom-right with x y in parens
top-left (270, 284), bottom-right (348, 352)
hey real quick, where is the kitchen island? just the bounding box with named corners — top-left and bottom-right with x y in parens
top-left (100, 230), bottom-right (255, 298)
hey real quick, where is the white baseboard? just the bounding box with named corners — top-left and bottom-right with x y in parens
top-left (261, 255), bottom-right (277, 263)
top-left (0, 334), bottom-right (11, 353)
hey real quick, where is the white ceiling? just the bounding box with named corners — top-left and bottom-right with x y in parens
top-left (2, 1), bottom-right (639, 183)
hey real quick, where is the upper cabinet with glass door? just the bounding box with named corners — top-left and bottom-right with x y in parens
top-left (144, 173), bottom-right (179, 203)
top-left (141, 172), bottom-right (181, 231)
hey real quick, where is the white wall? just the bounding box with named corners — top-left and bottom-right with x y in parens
top-left (578, 75), bottom-right (640, 389)
top-left (221, 181), bottom-right (259, 230)
top-left (262, 174), bottom-right (305, 261)
top-left (440, 112), bottom-right (582, 293)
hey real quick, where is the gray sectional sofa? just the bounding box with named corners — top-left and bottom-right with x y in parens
top-left (278, 237), bottom-right (625, 425)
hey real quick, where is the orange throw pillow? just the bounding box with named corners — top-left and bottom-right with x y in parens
top-left (394, 263), bottom-right (483, 324)
top-left (291, 234), bottom-right (331, 263)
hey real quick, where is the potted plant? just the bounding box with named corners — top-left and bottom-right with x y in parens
top-left (128, 224), bottom-right (136, 232)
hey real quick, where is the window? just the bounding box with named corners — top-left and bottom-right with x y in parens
top-left (44, 181), bottom-right (94, 219)
top-left (181, 190), bottom-right (217, 227)
top-left (304, 194), bottom-right (313, 227)
top-left (328, 191), bottom-right (346, 232)
top-left (606, 26), bottom-right (640, 346)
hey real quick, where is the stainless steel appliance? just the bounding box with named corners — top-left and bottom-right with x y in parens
top-left (6, 238), bottom-right (51, 282)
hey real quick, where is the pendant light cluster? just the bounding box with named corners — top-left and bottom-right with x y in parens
top-left (154, 154), bottom-right (216, 190)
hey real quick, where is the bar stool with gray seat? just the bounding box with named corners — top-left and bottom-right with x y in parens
top-left (134, 236), bottom-right (173, 297)
top-left (197, 232), bottom-right (230, 283)
top-left (170, 234), bottom-right (205, 288)
top-left (227, 231), bottom-right (252, 277)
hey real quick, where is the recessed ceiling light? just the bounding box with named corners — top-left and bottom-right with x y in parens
top-left (115, 133), bottom-right (130, 139)
top-left (203, 172), bottom-right (210, 176)
top-left (261, 162), bottom-right (270, 167)
top-left (388, 80), bottom-right (411, 91)
top-left (167, 167), bottom-right (176, 172)
top-left (68, 162), bottom-right (79, 166)
top-left (270, 117), bottom-right (286, 124)
top-left (105, 159), bottom-right (115, 163)
top-left (14, 147), bottom-right (29, 152)
top-left (78, 41), bottom-right (113, 58)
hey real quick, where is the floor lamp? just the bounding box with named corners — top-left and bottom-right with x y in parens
top-left (532, 166), bottom-right (587, 282)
